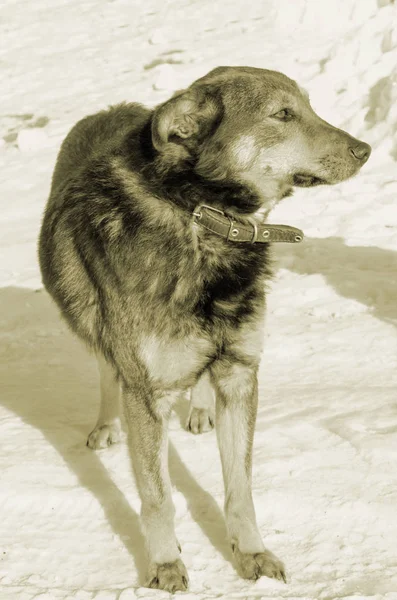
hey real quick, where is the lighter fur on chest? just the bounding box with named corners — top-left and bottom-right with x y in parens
top-left (138, 333), bottom-right (214, 390)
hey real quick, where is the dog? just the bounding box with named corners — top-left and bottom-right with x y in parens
top-left (38, 66), bottom-right (371, 592)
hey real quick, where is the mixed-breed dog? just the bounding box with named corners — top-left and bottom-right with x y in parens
top-left (38, 66), bottom-right (371, 592)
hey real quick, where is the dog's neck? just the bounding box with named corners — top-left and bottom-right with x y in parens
top-left (242, 172), bottom-right (294, 223)
top-left (153, 169), bottom-right (292, 225)
top-left (134, 118), bottom-right (290, 223)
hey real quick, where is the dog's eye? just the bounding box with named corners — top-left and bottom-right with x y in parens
top-left (272, 108), bottom-right (294, 121)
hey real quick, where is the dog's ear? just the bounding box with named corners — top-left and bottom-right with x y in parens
top-left (151, 87), bottom-right (223, 161)
top-left (152, 94), bottom-right (199, 150)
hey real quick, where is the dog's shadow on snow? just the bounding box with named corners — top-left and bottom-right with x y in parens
top-left (273, 235), bottom-right (397, 325)
top-left (2, 238), bottom-right (395, 584)
top-left (0, 286), bottom-right (230, 587)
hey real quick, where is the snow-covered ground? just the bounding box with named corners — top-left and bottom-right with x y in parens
top-left (1, 0), bottom-right (397, 598)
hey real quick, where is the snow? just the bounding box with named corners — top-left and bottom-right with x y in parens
top-left (16, 129), bottom-right (51, 152)
top-left (1, 0), bottom-right (397, 598)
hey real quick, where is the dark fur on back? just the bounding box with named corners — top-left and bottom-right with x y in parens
top-left (39, 64), bottom-right (371, 388)
top-left (39, 98), bottom-right (270, 386)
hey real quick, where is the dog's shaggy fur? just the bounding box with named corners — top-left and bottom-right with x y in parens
top-left (39, 66), bottom-right (371, 592)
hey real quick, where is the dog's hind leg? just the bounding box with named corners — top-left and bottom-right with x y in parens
top-left (87, 354), bottom-right (122, 449)
top-left (186, 370), bottom-right (215, 434)
top-left (122, 382), bottom-right (189, 593)
top-left (211, 360), bottom-right (286, 583)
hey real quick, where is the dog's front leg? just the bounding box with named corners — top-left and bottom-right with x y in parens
top-left (211, 360), bottom-right (286, 583)
top-left (122, 383), bottom-right (188, 593)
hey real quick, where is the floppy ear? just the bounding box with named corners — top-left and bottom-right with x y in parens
top-left (152, 95), bottom-right (198, 151)
top-left (151, 88), bottom-right (222, 158)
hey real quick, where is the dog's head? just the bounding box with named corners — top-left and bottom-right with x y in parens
top-left (152, 66), bottom-right (371, 210)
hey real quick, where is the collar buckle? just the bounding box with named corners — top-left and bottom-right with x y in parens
top-left (193, 204), bottom-right (224, 221)
top-left (227, 215), bottom-right (240, 240)
top-left (246, 217), bottom-right (258, 243)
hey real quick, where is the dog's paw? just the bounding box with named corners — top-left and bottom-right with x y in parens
top-left (146, 559), bottom-right (189, 593)
top-left (186, 407), bottom-right (214, 434)
top-left (232, 544), bottom-right (287, 583)
top-left (87, 420), bottom-right (121, 449)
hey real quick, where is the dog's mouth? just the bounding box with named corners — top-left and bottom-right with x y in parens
top-left (292, 173), bottom-right (327, 187)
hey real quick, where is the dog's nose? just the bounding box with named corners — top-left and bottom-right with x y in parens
top-left (349, 142), bottom-right (371, 163)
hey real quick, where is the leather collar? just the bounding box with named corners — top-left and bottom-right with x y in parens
top-left (193, 205), bottom-right (304, 244)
